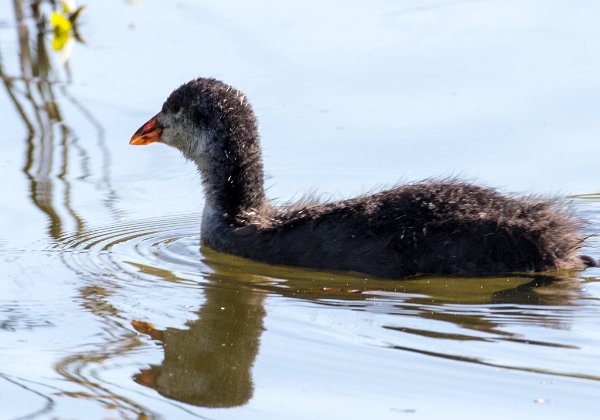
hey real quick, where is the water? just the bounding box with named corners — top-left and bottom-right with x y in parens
top-left (1, 1), bottom-right (600, 418)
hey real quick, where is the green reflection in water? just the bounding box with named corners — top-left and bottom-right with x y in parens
top-left (129, 246), bottom-right (595, 409)
top-left (133, 275), bottom-right (266, 408)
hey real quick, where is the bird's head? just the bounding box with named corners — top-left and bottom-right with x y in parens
top-left (130, 78), bottom-right (255, 163)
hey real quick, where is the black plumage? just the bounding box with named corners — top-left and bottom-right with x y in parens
top-left (131, 78), bottom-right (596, 278)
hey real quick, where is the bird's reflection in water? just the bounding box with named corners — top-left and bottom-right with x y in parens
top-left (132, 269), bottom-right (266, 408)
top-left (132, 248), bottom-right (590, 408)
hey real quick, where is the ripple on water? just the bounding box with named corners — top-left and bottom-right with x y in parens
top-left (41, 208), bottom-right (600, 417)
top-left (53, 213), bottom-right (205, 289)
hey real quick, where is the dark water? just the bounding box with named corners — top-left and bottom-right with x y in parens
top-left (1, 1), bottom-right (600, 419)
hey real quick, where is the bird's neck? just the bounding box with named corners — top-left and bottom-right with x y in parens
top-left (194, 127), bottom-right (267, 224)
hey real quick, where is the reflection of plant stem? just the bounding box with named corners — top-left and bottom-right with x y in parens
top-left (0, 63), bottom-right (35, 133)
top-left (14, 0), bottom-right (45, 134)
top-left (4, 0), bottom-right (126, 238)
top-left (52, 281), bottom-right (206, 418)
top-left (54, 340), bottom-right (156, 418)
top-left (51, 285), bottom-right (154, 417)
top-left (59, 124), bottom-right (87, 233)
top-left (0, 372), bottom-right (55, 419)
top-left (60, 86), bottom-right (124, 220)
top-left (2, 1), bottom-right (151, 416)
top-left (23, 132), bottom-right (64, 239)
top-left (391, 343), bottom-right (600, 382)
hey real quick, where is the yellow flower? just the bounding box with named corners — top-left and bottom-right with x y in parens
top-left (50, 11), bottom-right (72, 51)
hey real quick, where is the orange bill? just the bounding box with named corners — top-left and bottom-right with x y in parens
top-left (133, 367), bottom-right (157, 388)
top-left (130, 114), bottom-right (163, 145)
top-left (131, 320), bottom-right (164, 341)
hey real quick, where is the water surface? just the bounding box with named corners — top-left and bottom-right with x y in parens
top-left (1, 1), bottom-right (600, 418)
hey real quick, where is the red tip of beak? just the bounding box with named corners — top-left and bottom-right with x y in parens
top-left (130, 114), bottom-right (163, 145)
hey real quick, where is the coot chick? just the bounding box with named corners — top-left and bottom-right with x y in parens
top-left (131, 78), bottom-right (596, 278)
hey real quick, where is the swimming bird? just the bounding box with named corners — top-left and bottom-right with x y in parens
top-left (130, 77), bottom-right (596, 279)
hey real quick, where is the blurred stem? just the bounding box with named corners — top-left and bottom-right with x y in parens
top-left (0, 62), bottom-right (35, 134)
top-left (13, 0), bottom-right (45, 134)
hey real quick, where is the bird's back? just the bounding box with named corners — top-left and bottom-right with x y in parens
top-left (207, 181), bottom-right (585, 278)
